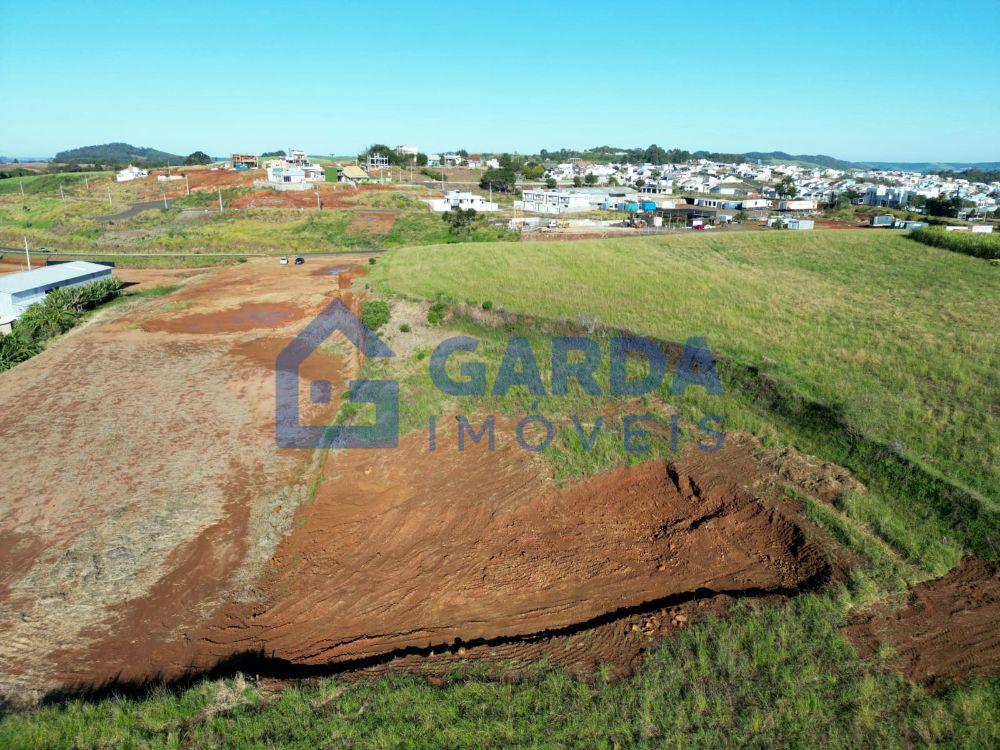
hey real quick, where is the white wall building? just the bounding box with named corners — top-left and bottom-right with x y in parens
top-left (424, 190), bottom-right (499, 212)
top-left (520, 189), bottom-right (593, 214)
top-left (778, 199), bottom-right (818, 211)
top-left (264, 163), bottom-right (325, 190)
top-left (116, 165), bottom-right (148, 182)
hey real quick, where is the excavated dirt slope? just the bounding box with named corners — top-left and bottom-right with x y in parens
top-left (843, 557), bottom-right (1000, 685)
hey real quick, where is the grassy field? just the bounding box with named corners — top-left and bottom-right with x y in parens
top-left (369, 230), bottom-right (999, 512)
top-left (2, 228), bottom-right (997, 747)
top-left (0, 177), bottom-right (512, 253)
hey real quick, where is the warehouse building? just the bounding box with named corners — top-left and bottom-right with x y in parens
top-left (0, 261), bottom-right (113, 332)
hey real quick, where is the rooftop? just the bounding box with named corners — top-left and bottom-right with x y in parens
top-left (0, 261), bottom-right (112, 296)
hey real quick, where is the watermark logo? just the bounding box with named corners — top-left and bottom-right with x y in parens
top-left (277, 303), bottom-right (724, 453)
top-left (275, 299), bottom-right (398, 449)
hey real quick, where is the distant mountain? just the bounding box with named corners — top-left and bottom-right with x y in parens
top-left (853, 161), bottom-right (1000, 172)
top-left (53, 142), bottom-right (183, 167)
top-left (737, 152), bottom-right (855, 169)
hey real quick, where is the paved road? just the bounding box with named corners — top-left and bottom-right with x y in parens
top-left (0, 247), bottom-right (386, 258)
top-left (93, 199), bottom-right (173, 222)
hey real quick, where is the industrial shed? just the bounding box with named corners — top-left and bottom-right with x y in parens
top-left (0, 261), bottom-right (113, 330)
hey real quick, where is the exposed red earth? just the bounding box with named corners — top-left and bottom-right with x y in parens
top-left (843, 557), bottom-right (1000, 685)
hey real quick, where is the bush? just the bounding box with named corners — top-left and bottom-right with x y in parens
top-left (427, 301), bottom-right (447, 326)
top-left (481, 300), bottom-right (493, 311)
top-left (368, 257), bottom-right (377, 265)
top-left (0, 278), bottom-right (123, 373)
top-left (909, 226), bottom-right (1000, 259)
top-left (399, 323), bottom-right (411, 333)
top-left (360, 300), bottom-right (390, 331)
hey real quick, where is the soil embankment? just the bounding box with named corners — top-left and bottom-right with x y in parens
top-left (843, 557), bottom-right (1000, 685)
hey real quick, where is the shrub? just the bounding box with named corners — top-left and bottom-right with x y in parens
top-left (481, 300), bottom-right (493, 311)
top-left (420, 168), bottom-right (446, 183)
top-left (909, 226), bottom-right (1000, 259)
top-left (368, 257), bottom-right (377, 265)
top-left (427, 301), bottom-right (447, 326)
top-left (399, 323), bottom-right (411, 333)
top-left (0, 278), bottom-right (123, 373)
top-left (360, 300), bottom-right (390, 331)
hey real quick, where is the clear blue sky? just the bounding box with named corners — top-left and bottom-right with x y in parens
top-left (1, 0), bottom-right (998, 162)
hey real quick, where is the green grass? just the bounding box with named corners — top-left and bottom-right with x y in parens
top-left (910, 226), bottom-right (1000, 260)
top-left (0, 171), bottom-right (111, 196)
top-left (0, 189), bottom-right (510, 253)
top-left (369, 231), bottom-right (999, 511)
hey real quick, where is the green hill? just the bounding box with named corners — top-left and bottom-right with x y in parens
top-left (53, 142), bottom-right (183, 167)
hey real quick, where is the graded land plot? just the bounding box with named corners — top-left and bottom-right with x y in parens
top-left (0, 257), bottom-right (369, 702)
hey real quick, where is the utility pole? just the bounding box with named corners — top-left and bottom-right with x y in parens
top-left (60, 183), bottom-right (65, 200)
top-left (316, 190), bottom-right (321, 210)
top-left (218, 187), bottom-right (223, 214)
top-left (162, 190), bottom-right (168, 209)
top-left (107, 187), bottom-right (113, 208)
top-left (23, 236), bottom-right (31, 271)
top-left (19, 179), bottom-right (24, 197)
top-left (184, 174), bottom-right (190, 196)
top-left (85, 176), bottom-right (90, 190)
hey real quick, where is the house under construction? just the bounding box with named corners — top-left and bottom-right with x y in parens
top-left (230, 153), bottom-right (259, 169)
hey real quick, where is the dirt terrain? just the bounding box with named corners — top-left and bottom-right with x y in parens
top-left (1, 257), bottom-right (992, 705)
top-left (0, 258), bottom-right (366, 702)
top-left (843, 557), bottom-right (1000, 685)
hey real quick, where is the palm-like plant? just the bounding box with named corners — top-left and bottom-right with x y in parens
top-left (0, 331), bottom-right (39, 372)
top-left (16, 292), bottom-right (80, 342)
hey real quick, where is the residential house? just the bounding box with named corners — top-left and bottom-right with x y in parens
top-left (424, 190), bottom-right (499, 212)
top-left (116, 165), bottom-right (148, 182)
top-left (520, 189), bottom-right (593, 214)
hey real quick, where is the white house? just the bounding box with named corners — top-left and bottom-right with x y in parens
top-left (521, 189), bottom-right (592, 214)
top-left (424, 190), bottom-right (499, 212)
top-left (263, 163), bottom-right (325, 190)
top-left (116, 165), bottom-right (148, 182)
top-left (778, 199), bottom-right (817, 211)
top-left (396, 145), bottom-right (419, 157)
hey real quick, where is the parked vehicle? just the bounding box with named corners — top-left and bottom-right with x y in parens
top-left (279, 256), bottom-right (289, 265)
top-left (294, 256), bottom-right (305, 265)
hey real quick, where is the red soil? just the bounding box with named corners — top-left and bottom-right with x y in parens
top-left (141, 301), bottom-right (305, 334)
top-left (45, 427), bottom-right (831, 691)
top-left (223, 436), bottom-right (829, 668)
top-left (842, 557), bottom-right (1000, 685)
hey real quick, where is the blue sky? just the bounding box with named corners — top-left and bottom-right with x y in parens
top-left (1, 0), bottom-right (998, 161)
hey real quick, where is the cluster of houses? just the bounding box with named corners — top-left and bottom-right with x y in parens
top-left (540, 158), bottom-right (999, 218)
top-left (257, 150), bottom-right (325, 190)
top-left (111, 142), bottom-right (999, 228)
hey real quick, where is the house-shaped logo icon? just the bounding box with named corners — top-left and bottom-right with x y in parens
top-left (275, 299), bottom-right (398, 449)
